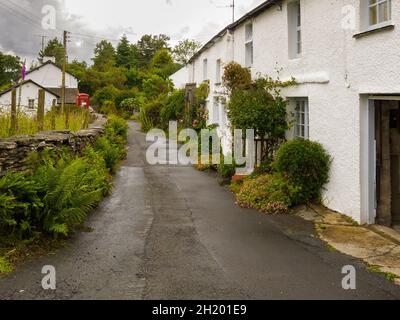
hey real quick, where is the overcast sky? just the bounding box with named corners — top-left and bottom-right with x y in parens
top-left (0, 0), bottom-right (264, 65)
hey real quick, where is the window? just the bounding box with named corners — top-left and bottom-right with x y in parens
top-left (212, 96), bottom-right (220, 125)
top-left (288, 1), bottom-right (302, 59)
top-left (216, 59), bottom-right (222, 84)
top-left (367, 0), bottom-right (392, 27)
top-left (245, 23), bottom-right (253, 68)
top-left (203, 59), bottom-right (208, 80)
top-left (295, 98), bottom-right (309, 139)
top-left (28, 99), bottom-right (35, 109)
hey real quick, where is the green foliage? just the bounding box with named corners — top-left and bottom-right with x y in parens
top-left (141, 98), bottom-right (164, 130)
top-left (0, 117), bottom-right (128, 239)
top-left (217, 157), bottom-right (237, 179)
top-left (0, 109), bottom-right (91, 139)
top-left (0, 256), bottom-right (14, 273)
top-left (92, 40), bottom-right (116, 72)
top-left (228, 87), bottom-right (288, 158)
top-left (0, 52), bottom-right (21, 88)
top-left (143, 74), bottom-right (173, 100)
top-left (135, 34), bottom-right (170, 69)
top-left (222, 62), bottom-right (252, 93)
top-left (224, 63), bottom-right (293, 160)
top-left (116, 34), bottom-right (135, 68)
top-left (106, 115), bottom-right (129, 140)
top-left (150, 49), bottom-right (180, 79)
top-left (94, 85), bottom-right (119, 106)
top-left (173, 39), bottom-right (202, 66)
top-left (39, 38), bottom-right (64, 65)
top-left (236, 174), bottom-right (300, 215)
top-left (160, 89), bottom-right (185, 129)
top-left (32, 154), bottom-right (110, 236)
top-left (0, 172), bottom-right (43, 238)
top-left (99, 101), bottom-right (118, 116)
top-left (273, 139), bottom-right (332, 204)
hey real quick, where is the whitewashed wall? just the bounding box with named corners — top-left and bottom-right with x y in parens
top-left (25, 63), bottom-right (78, 89)
top-left (173, 0), bottom-right (400, 223)
top-left (170, 66), bottom-right (189, 89)
top-left (0, 82), bottom-right (58, 115)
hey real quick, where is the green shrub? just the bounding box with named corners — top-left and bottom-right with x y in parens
top-left (106, 115), bottom-right (129, 140)
top-left (95, 136), bottom-right (123, 173)
top-left (100, 100), bottom-right (118, 115)
top-left (236, 174), bottom-right (300, 215)
top-left (218, 162), bottom-right (236, 179)
top-left (160, 89), bottom-right (185, 129)
top-left (273, 139), bottom-right (332, 204)
top-left (0, 173), bottom-right (42, 238)
top-left (140, 98), bottom-right (164, 131)
top-left (139, 106), bottom-right (153, 132)
top-left (32, 153), bottom-right (110, 237)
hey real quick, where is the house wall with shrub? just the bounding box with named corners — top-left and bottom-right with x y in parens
top-left (170, 0), bottom-right (400, 224)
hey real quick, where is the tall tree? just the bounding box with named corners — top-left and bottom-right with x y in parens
top-left (116, 35), bottom-right (135, 68)
top-left (173, 39), bottom-right (202, 65)
top-left (0, 52), bottom-right (22, 89)
top-left (92, 40), bottom-right (116, 72)
top-left (38, 38), bottom-right (64, 65)
top-left (151, 49), bottom-right (179, 79)
top-left (136, 34), bottom-right (170, 69)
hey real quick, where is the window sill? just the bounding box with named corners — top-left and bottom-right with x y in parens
top-left (353, 23), bottom-right (395, 39)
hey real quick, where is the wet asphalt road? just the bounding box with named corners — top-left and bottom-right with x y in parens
top-left (1, 121), bottom-right (400, 300)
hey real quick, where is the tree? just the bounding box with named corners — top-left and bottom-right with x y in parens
top-left (136, 34), bottom-right (170, 69)
top-left (151, 49), bottom-right (179, 78)
top-left (142, 74), bottom-right (173, 100)
top-left (0, 52), bottom-right (21, 89)
top-left (67, 59), bottom-right (87, 80)
top-left (92, 40), bottom-right (116, 72)
top-left (224, 63), bottom-right (295, 160)
top-left (116, 35), bottom-right (135, 68)
top-left (38, 38), bottom-right (64, 65)
top-left (173, 39), bottom-right (202, 65)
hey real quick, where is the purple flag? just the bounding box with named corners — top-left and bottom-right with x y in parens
top-left (21, 62), bottom-right (26, 81)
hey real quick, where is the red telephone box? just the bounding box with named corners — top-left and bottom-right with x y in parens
top-left (76, 93), bottom-right (90, 109)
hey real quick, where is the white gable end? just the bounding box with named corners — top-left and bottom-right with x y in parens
top-left (25, 63), bottom-right (78, 89)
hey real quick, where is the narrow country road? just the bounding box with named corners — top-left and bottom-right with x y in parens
top-left (1, 121), bottom-right (400, 300)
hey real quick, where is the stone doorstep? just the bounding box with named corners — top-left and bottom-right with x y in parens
top-left (293, 204), bottom-right (400, 283)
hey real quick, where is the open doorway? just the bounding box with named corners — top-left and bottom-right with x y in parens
top-left (375, 100), bottom-right (400, 227)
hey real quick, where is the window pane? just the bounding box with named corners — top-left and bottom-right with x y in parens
top-left (369, 6), bottom-right (378, 25)
top-left (378, 1), bottom-right (390, 23)
top-left (369, 0), bottom-right (377, 5)
top-left (245, 24), bottom-right (253, 42)
top-left (245, 42), bottom-right (253, 67)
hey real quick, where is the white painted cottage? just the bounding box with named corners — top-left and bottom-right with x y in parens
top-left (0, 60), bottom-right (79, 114)
top-left (0, 80), bottom-right (59, 115)
top-left (170, 0), bottom-right (400, 226)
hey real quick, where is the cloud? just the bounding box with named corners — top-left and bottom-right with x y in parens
top-left (0, 0), bottom-right (267, 65)
top-left (0, 0), bottom-right (123, 65)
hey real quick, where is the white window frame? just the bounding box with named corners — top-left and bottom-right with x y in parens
top-left (212, 96), bottom-right (220, 125)
top-left (216, 59), bottom-right (222, 84)
top-left (28, 99), bottom-right (35, 109)
top-left (203, 58), bottom-right (208, 81)
top-left (295, 98), bottom-right (309, 139)
top-left (245, 23), bottom-right (253, 68)
top-left (367, 0), bottom-right (392, 28)
top-left (288, 0), bottom-right (302, 59)
top-left (296, 1), bottom-right (302, 55)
